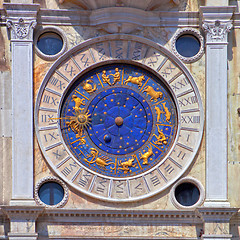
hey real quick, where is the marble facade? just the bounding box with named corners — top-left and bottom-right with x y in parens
top-left (0, 0), bottom-right (240, 239)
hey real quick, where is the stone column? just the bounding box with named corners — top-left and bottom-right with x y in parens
top-left (200, 6), bottom-right (235, 208)
top-left (3, 3), bottom-right (39, 206)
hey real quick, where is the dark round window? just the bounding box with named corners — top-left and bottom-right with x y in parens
top-left (37, 32), bottom-right (63, 55)
top-left (175, 34), bottom-right (200, 58)
top-left (175, 182), bottom-right (200, 206)
top-left (38, 181), bottom-right (64, 205)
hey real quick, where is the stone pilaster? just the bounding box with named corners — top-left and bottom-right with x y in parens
top-left (200, 6), bottom-right (235, 208)
top-left (3, 3), bottom-right (39, 206)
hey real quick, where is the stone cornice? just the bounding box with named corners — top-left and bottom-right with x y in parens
top-left (200, 6), bottom-right (236, 21)
top-left (196, 207), bottom-right (239, 222)
top-left (0, 7), bottom-right (200, 27)
top-left (36, 209), bottom-right (202, 224)
top-left (1, 206), bottom-right (44, 220)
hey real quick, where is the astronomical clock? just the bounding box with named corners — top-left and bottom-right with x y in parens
top-left (35, 35), bottom-right (203, 202)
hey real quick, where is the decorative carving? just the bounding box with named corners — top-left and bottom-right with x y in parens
top-left (202, 20), bottom-right (232, 42)
top-left (6, 18), bottom-right (36, 40)
top-left (34, 176), bottom-right (69, 208)
top-left (171, 28), bottom-right (204, 63)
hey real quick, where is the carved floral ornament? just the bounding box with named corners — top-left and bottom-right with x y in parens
top-left (202, 20), bottom-right (233, 42)
top-left (6, 17), bottom-right (37, 40)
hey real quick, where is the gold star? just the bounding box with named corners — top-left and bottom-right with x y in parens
top-left (104, 112), bottom-right (107, 114)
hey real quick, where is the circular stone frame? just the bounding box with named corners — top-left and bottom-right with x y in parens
top-left (170, 177), bottom-right (205, 209)
top-left (34, 176), bottom-right (69, 208)
top-left (171, 28), bottom-right (204, 63)
top-left (34, 26), bottom-right (67, 61)
top-left (35, 34), bottom-right (204, 202)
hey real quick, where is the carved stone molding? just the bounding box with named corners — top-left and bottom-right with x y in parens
top-left (202, 20), bottom-right (233, 43)
top-left (171, 27), bottom-right (204, 63)
top-left (34, 176), bottom-right (69, 208)
top-left (6, 18), bottom-right (37, 41)
top-left (197, 208), bottom-right (239, 222)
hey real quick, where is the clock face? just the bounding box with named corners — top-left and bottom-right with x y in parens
top-left (35, 35), bottom-right (203, 202)
top-left (60, 63), bottom-right (177, 178)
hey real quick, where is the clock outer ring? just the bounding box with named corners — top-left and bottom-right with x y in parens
top-left (35, 34), bottom-right (204, 202)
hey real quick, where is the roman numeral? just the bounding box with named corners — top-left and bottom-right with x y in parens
top-left (132, 42), bottom-right (142, 60)
top-left (50, 77), bottom-right (65, 90)
top-left (150, 175), bottom-right (161, 186)
top-left (42, 95), bottom-right (58, 105)
top-left (161, 63), bottom-right (176, 78)
top-left (171, 78), bottom-right (188, 91)
top-left (78, 172), bottom-right (91, 187)
top-left (164, 164), bottom-right (174, 174)
top-left (96, 179), bottom-right (107, 193)
top-left (147, 51), bottom-right (161, 67)
top-left (96, 42), bottom-right (106, 60)
top-left (115, 41), bottom-right (123, 59)
top-left (181, 115), bottom-right (200, 124)
top-left (61, 161), bottom-right (78, 177)
top-left (178, 96), bottom-right (197, 107)
top-left (64, 63), bottom-right (76, 77)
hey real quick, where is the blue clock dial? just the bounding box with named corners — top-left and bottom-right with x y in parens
top-left (60, 64), bottom-right (177, 178)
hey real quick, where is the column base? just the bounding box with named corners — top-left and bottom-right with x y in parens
top-left (8, 233), bottom-right (38, 240)
top-left (204, 200), bottom-right (230, 208)
top-left (201, 234), bottom-right (232, 240)
top-left (10, 199), bottom-right (36, 206)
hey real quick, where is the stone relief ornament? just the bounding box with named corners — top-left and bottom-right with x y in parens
top-left (202, 20), bottom-right (233, 42)
top-left (34, 176), bottom-right (69, 208)
top-left (6, 17), bottom-right (37, 40)
top-left (171, 28), bottom-right (204, 63)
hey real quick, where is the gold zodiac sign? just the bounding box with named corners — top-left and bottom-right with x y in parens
top-left (118, 156), bottom-right (136, 173)
top-left (110, 68), bottom-right (120, 85)
top-left (83, 79), bottom-right (97, 93)
top-left (124, 75), bottom-right (144, 88)
top-left (155, 106), bottom-right (164, 122)
top-left (102, 70), bottom-right (111, 86)
top-left (72, 95), bottom-right (85, 112)
top-left (162, 102), bottom-right (171, 122)
top-left (143, 86), bottom-right (163, 102)
top-left (155, 103), bottom-right (171, 123)
top-left (139, 145), bottom-right (153, 165)
top-left (84, 148), bottom-right (114, 169)
top-left (153, 125), bottom-right (167, 146)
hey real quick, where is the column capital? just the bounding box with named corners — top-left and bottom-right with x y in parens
top-left (202, 20), bottom-right (232, 43)
top-left (3, 3), bottom-right (40, 41)
top-left (200, 6), bottom-right (235, 44)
